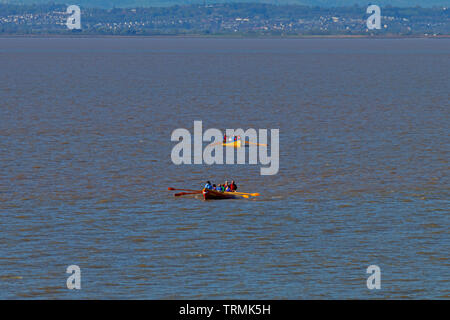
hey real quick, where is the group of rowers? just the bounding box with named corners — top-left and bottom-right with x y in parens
top-left (223, 135), bottom-right (241, 143)
top-left (204, 180), bottom-right (238, 192)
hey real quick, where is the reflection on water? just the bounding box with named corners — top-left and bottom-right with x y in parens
top-left (0, 38), bottom-right (449, 299)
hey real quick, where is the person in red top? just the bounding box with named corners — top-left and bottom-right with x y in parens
top-left (230, 180), bottom-right (237, 192)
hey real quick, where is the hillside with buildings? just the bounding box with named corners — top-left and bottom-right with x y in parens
top-left (1, 3), bottom-right (449, 36)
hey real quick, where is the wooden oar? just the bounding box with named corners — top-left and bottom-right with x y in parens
top-left (233, 192), bottom-right (261, 197)
top-left (245, 141), bottom-right (268, 147)
top-left (174, 191), bottom-right (201, 197)
top-left (169, 187), bottom-right (259, 198)
top-left (168, 187), bottom-right (200, 192)
top-left (205, 141), bottom-right (223, 148)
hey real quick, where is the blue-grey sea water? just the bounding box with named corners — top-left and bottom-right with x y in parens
top-left (0, 38), bottom-right (449, 299)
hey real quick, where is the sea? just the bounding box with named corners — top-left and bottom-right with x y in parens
top-left (0, 37), bottom-right (448, 299)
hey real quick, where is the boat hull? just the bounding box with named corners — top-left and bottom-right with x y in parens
top-left (202, 188), bottom-right (237, 200)
top-left (222, 140), bottom-right (242, 148)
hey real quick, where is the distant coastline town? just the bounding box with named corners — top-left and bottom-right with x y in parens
top-left (0, 3), bottom-right (449, 37)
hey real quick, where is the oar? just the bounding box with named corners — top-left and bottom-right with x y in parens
top-left (205, 141), bottom-right (223, 148)
top-left (233, 192), bottom-right (261, 197)
top-left (174, 191), bottom-right (201, 197)
top-left (168, 187), bottom-right (200, 192)
top-left (245, 141), bottom-right (268, 147)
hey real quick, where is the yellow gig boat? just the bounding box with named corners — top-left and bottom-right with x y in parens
top-left (222, 139), bottom-right (242, 148)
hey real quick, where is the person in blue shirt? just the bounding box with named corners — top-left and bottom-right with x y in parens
top-left (212, 184), bottom-right (217, 190)
top-left (204, 181), bottom-right (213, 190)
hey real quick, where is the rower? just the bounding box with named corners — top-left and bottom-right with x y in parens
top-left (230, 180), bottom-right (237, 192)
top-left (204, 181), bottom-right (213, 190)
